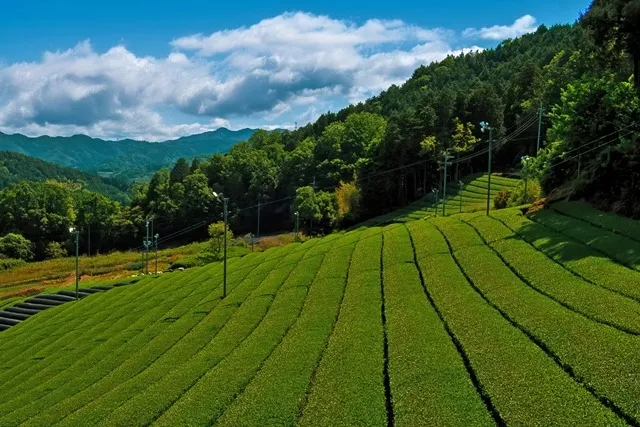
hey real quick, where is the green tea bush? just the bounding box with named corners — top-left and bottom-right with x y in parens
top-left (494, 208), bottom-right (640, 301)
top-left (430, 218), bottom-right (628, 425)
top-left (298, 228), bottom-right (386, 427)
top-left (466, 215), bottom-right (640, 335)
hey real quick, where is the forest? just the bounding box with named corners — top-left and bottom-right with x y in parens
top-left (0, 0), bottom-right (638, 261)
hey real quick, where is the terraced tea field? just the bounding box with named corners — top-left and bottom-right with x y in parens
top-left (1, 201), bottom-right (639, 426)
top-left (362, 173), bottom-right (519, 226)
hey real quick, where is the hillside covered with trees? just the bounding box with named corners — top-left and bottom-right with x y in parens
top-left (0, 151), bottom-right (129, 203)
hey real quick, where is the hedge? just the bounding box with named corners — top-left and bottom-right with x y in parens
top-left (494, 209), bottom-right (640, 301)
top-left (435, 217), bottom-right (639, 424)
top-left (214, 231), bottom-right (362, 426)
top-left (101, 233), bottom-right (343, 426)
top-left (465, 214), bottom-right (640, 335)
top-left (14, 247), bottom-right (294, 426)
top-left (531, 209), bottom-right (640, 270)
top-left (385, 223), bottom-right (494, 426)
top-left (552, 201), bottom-right (640, 243)
top-left (298, 228), bottom-right (387, 427)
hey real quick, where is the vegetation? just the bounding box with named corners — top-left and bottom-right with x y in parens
top-left (1, 203), bottom-right (639, 425)
top-left (0, 151), bottom-right (129, 202)
top-left (0, 233), bottom-right (33, 261)
top-left (0, 240), bottom-right (248, 301)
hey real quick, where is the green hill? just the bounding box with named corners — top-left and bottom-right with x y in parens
top-left (0, 128), bottom-right (256, 181)
top-left (0, 202), bottom-right (639, 425)
top-left (0, 151), bottom-right (129, 203)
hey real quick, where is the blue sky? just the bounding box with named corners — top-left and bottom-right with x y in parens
top-left (0, 0), bottom-right (590, 140)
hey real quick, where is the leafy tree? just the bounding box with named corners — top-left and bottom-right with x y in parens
top-left (0, 181), bottom-right (75, 256)
top-left (583, 0), bottom-right (640, 88)
top-left (335, 181), bottom-right (361, 223)
top-left (146, 168), bottom-right (179, 228)
top-left (292, 186), bottom-right (321, 226)
top-left (170, 158), bottom-right (191, 183)
top-left (0, 233), bottom-right (33, 260)
top-left (208, 221), bottom-right (233, 258)
top-left (44, 241), bottom-right (68, 259)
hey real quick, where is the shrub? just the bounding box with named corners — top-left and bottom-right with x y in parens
top-left (493, 190), bottom-right (511, 210)
top-left (44, 241), bottom-right (68, 260)
top-left (0, 233), bottom-right (34, 261)
top-left (169, 256), bottom-right (200, 270)
top-left (0, 258), bottom-right (27, 271)
top-left (335, 181), bottom-right (361, 223)
top-left (197, 252), bottom-right (218, 265)
top-left (124, 261), bottom-right (145, 271)
top-left (256, 233), bottom-right (304, 251)
top-left (232, 238), bottom-right (248, 249)
top-left (208, 221), bottom-right (234, 257)
top-left (508, 180), bottom-right (541, 206)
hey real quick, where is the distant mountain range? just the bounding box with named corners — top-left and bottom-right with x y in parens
top-left (0, 128), bottom-right (256, 181)
top-left (0, 151), bottom-right (130, 202)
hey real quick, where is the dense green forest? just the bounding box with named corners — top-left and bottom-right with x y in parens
top-left (1, 0), bottom-right (639, 261)
top-left (0, 127), bottom-right (255, 181)
top-left (0, 151), bottom-right (129, 203)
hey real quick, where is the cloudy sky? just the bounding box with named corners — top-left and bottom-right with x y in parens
top-left (0, 0), bottom-right (589, 141)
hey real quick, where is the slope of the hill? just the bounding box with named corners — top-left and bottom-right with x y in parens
top-left (0, 128), bottom-right (255, 180)
top-left (0, 203), bottom-right (639, 426)
top-left (0, 151), bottom-right (129, 202)
top-left (361, 173), bottom-right (519, 226)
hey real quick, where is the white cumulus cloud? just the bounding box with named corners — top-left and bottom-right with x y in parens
top-left (0, 12), bottom-right (533, 140)
top-left (463, 15), bottom-right (537, 40)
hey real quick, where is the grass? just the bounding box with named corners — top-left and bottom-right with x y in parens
top-left (1, 201), bottom-right (639, 425)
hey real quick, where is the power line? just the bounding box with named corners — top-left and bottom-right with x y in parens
top-left (549, 129), bottom-right (636, 169)
top-left (137, 114), bottom-right (542, 248)
top-left (554, 122), bottom-right (637, 159)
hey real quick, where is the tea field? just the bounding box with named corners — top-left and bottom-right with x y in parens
top-left (0, 200), bottom-right (639, 426)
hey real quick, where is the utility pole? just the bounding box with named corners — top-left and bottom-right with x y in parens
top-left (432, 188), bottom-right (439, 218)
top-left (521, 156), bottom-right (529, 203)
top-left (222, 196), bottom-right (228, 298)
top-left (87, 223), bottom-right (90, 257)
top-left (69, 227), bottom-right (79, 300)
top-left (481, 121), bottom-right (493, 216)
top-left (310, 176), bottom-right (316, 233)
top-left (294, 211), bottom-right (299, 241)
top-left (577, 155), bottom-right (582, 178)
top-left (536, 102), bottom-right (543, 153)
top-left (145, 219), bottom-right (150, 274)
top-left (442, 152), bottom-right (452, 216)
top-left (459, 181), bottom-right (464, 214)
top-left (257, 202), bottom-right (261, 238)
top-left (154, 234), bottom-right (159, 275)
